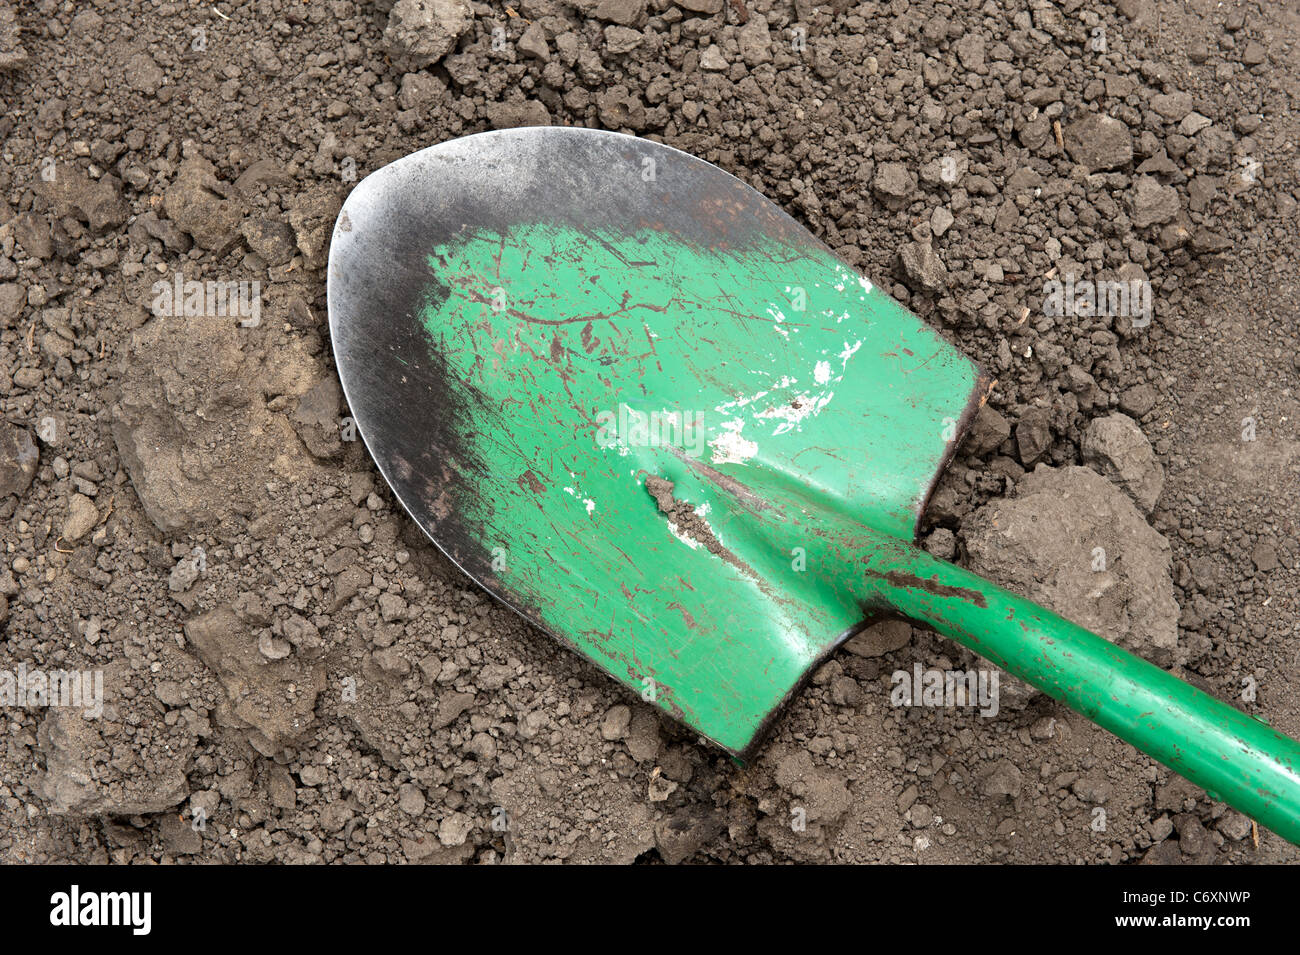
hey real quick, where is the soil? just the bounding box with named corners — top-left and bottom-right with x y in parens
top-left (1, 0), bottom-right (1298, 864)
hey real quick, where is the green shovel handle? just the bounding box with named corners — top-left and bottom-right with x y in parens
top-left (860, 537), bottom-right (1300, 845)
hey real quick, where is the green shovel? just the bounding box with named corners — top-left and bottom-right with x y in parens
top-left (327, 128), bottom-right (1300, 844)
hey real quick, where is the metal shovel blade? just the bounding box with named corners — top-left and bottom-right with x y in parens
top-left (329, 129), bottom-right (1300, 842)
top-left (328, 128), bottom-right (985, 755)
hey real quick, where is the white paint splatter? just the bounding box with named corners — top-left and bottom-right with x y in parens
top-left (715, 377), bottom-right (797, 415)
top-left (833, 265), bottom-right (875, 300)
top-left (564, 485), bottom-right (597, 515)
top-left (756, 391), bottom-right (835, 435)
top-left (839, 339), bottom-right (862, 368)
top-left (766, 304), bottom-right (789, 339)
top-left (710, 419), bottom-right (759, 465)
top-left (718, 390), bottom-right (770, 414)
top-left (814, 360), bottom-right (831, 384)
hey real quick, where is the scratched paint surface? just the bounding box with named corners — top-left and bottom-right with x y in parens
top-left (334, 129), bottom-right (1300, 838)
top-left (416, 222), bottom-right (979, 752)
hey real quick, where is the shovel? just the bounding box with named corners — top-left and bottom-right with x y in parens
top-left (327, 128), bottom-right (1300, 844)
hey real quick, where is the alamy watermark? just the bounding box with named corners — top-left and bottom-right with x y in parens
top-left (151, 272), bottom-right (262, 327)
top-left (595, 403), bottom-right (705, 458)
top-left (1043, 275), bottom-right (1151, 328)
top-left (0, 664), bottom-right (104, 718)
top-left (49, 885), bottom-right (150, 935)
top-left (891, 663), bottom-right (999, 717)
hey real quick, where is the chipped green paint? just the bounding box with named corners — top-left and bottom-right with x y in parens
top-left (333, 130), bottom-right (1300, 845)
top-left (413, 219), bottom-right (1300, 844)
top-left (416, 222), bottom-right (979, 751)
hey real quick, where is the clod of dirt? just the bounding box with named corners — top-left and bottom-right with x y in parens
top-left (131, 211), bottom-right (191, 254)
top-left (1014, 406), bottom-right (1053, 465)
top-left (0, 283), bottom-right (24, 328)
top-left (963, 465), bottom-right (1180, 687)
top-left (770, 747), bottom-right (853, 827)
top-left (1130, 175), bottom-right (1182, 228)
top-left (111, 303), bottom-right (318, 534)
top-left (287, 186), bottom-right (344, 270)
top-left (964, 403), bottom-right (1011, 457)
top-left (899, 240), bottom-right (949, 292)
top-left (292, 376), bottom-right (345, 460)
top-left (595, 85), bottom-right (648, 130)
top-left (241, 218), bottom-right (297, 267)
top-left (37, 701), bottom-right (191, 816)
top-left (61, 493), bottom-right (99, 543)
top-left (383, 0), bottom-right (472, 70)
top-left (34, 164), bottom-right (128, 234)
top-left (184, 605), bottom-right (325, 752)
top-left (644, 474), bottom-right (729, 559)
top-left (0, 2), bottom-right (26, 71)
top-left (981, 759), bottom-right (1023, 799)
top-left (843, 619), bottom-right (913, 658)
top-left (600, 704), bottom-right (631, 741)
top-left (12, 213), bottom-right (53, 261)
top-left (485, 98), bottom-right (552, 130)
top-left (1082, 413), bottom-right (1164, 514)
top-left (123, 51), bottom-right (164, 96)
top-left (162, 158), bottom-right (246, 251)
top-left (674, 0), bottom-right (723, 13)
top-left (1061, 112), bottom-right (1134, 172)
top-left (572, 0), bottom-right (649, 27)
top-left (159, 814), bottom-right (202, 855)
top-left (517, 21), bottom-right (548, 61)
top-left (0, 421), bottom-right (38, 498)
top-left (872, 162), bottom-right (916, 209)
top-left (655, 808), bottom-right (723, 865)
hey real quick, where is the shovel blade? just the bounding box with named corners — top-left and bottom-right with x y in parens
top-left (329, 129), bottom-right (985, 754)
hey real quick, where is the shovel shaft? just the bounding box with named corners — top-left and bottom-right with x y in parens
top-left (861, 539), bottom-right (1300, 845)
